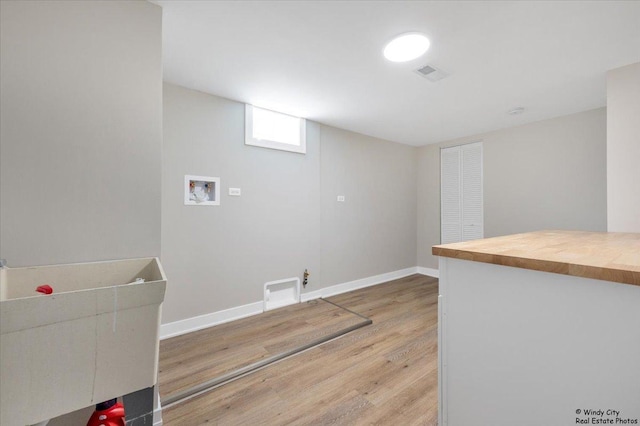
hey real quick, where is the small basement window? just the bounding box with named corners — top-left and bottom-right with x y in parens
top-left (245, 104), bottom-right (306, 154)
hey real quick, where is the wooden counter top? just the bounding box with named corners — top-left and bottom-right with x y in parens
top-left (432, 230), bottom-right (640, 286)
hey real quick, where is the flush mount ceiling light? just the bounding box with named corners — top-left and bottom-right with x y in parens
top-left (507, 107), bottom-right (526, 115)
top-left (383, 33), bottom-right (430, 62)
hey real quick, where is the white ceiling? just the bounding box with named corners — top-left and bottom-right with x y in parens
top-left (155, 1), bottom-right (640, 146)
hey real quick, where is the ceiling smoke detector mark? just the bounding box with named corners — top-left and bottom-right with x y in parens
top-left (507, 107), bottom-right (525, 115)
top-left (415, 64), bottom-right (449, 82)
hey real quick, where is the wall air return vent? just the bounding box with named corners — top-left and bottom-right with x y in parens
top-left (415, 64), bottom-right (449, 82)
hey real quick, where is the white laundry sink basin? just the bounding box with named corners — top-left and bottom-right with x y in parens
top-left (0, 257), bottom-right (166, 426)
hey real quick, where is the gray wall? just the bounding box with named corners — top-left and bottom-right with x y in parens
top-left (1, 0), bottom-right (611, 328)
top-left (418, 108), bottom-right (607, 269)
top-left (162, 84), bottom-right (321, 323)
top-left (0, 0), bottom-right (162, 267)
top-left (162, 84), bottom-right (417, 324)
top-left (320, 125), bottom-right (417, 286)
top-left (607, 62), bottom-right (640, 232)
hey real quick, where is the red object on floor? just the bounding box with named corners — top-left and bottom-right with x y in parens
top-left (35, 284), bottom-right (53, 294)
top-left (87, 400), bottom-right (125, 426)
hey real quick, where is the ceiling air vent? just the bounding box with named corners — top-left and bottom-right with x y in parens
top-left (415, 64), bottom-right (449, 82)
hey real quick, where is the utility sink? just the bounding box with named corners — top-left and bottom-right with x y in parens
top-left (0, 258), bottom-right (166, 426)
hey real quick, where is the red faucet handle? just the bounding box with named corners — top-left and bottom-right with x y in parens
top-left (36, 284), bottom-right (53, 295)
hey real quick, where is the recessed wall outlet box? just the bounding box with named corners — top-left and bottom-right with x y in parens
top-left (228, 188), bottom-right (241, 196)
top-left (264, 277), bottom-right (301, 311)
top-left (337, 195), bottom-right (345, 202)
top-left (184, 175), bottom-right (220, 206)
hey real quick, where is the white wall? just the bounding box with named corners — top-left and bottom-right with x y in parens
top-left (607, 62), bottom-right (640, 232)
top-left (418, 108), bottom-right (607, 269)
top-left (162, 84), bottom-right (417, 325)
top-left (0, 0), bottom-right (163, 266)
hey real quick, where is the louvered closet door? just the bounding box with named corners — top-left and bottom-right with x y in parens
top-left (440, 142), bottom-right (483, 244)
top-left (441, 146), bottom-right (462, 244)
top-left (461, 142), bottom-right (483, 241)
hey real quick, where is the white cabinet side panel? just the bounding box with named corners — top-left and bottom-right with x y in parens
top-left (442, 259), bottom-right (640, 426)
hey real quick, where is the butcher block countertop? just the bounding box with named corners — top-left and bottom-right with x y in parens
top-left (432, 230), bottom-right (640, 286)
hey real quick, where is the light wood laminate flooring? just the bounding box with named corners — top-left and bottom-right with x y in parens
top-left (161, 274), bottom-right (438, 425)
top-left (160, 298), bottom-right (369, 401)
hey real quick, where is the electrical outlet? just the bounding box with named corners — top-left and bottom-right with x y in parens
top-left (228, 188), bottom-right (241, 196)
top-left (337, 195), bottom-right (345, 202)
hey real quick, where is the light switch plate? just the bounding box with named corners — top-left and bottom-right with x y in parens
top-left (337, 195), bottom-right (345, 202)
top-left (229, 188), bottom-right (241, 196)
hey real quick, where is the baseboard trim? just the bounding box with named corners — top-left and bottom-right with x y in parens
top-left (160, 301), bottom-right (263, 340)
top-left (153, 397), bottom-right (163, 426)
top-left (417, 267), bottom-right (439, 278)
top-left (160, 266), bottom-right (435, 340)
top-left (300, 267), bottom-right (418, 302)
